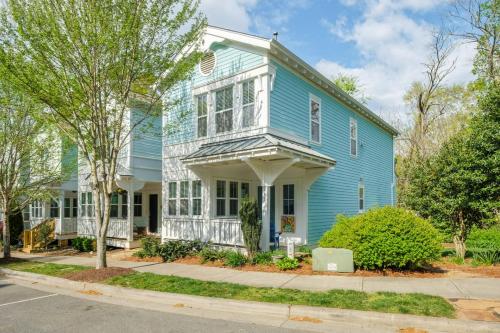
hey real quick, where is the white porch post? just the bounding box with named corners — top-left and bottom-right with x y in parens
top-left (58, 190), bottom-right (64, 234)
top-left (127, 184), bottom-right (133, 242)
top-left (261, 185), bottom-right (271, 251)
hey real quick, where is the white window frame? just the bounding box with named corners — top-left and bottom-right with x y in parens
top-left (241, 79), bottom-right (255, 128)
top-left (168, 182), bottom-right (177, 216)
top-left (214, 86), bottom-right (234, 134)
top-left (309, 94), bottom-right (321, 144)
top-left (191, 180), bottom-right (202, 216)
top-left (179, 181), bottom-right (189, 216)
top-left (358, 181), bottom-right (365, 213)
top-left (31, 200), bottom-right (43, 219)
top-left (214, 179), bottom-right (250, 218)
top-left (195, 93), bottom-right (208, 138)
top-left (49, 199), bottom-right (59, 218)
top-left (350, 118), bottom-right (358, 157)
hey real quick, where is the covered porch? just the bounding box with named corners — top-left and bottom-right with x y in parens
top-left (77, 180), bottom-right (162, 249)
top-left (23, 190), bottom-right (78, 240)
top-left (162, 134), bottom-right (335, 250)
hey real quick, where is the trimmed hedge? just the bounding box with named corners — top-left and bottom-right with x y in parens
top-left (319, 207), bottom-right (442, 270)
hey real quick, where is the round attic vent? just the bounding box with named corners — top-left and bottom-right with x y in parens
top-left (199, 51), bottom-right (216, 76)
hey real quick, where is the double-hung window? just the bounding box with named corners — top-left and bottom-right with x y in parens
top-left (72, 198), bottom-right (78, 218)
top-left (180, 181), bottom-right (189, 216)
top-left (121, 193), bottom-right (128, 218)
top-left (196, 94), bottom-right (208, 138)
top-left (242, 80), bottom-right (255, 128)
top-left (50, 199), bottom-right (59, 218)
top-left (358, 181), bottom-right (365, 212)
top-left (283, 184), bottom-right (295, 216)
top-left (215, 86), bottom-right (233, 133)
top-left (168, 182), bottom-right (177, 215)
top-left (350, 118), bottom-right (358, 157)
top-left (110, 193), bottom-right (119, 218)
top-left (64, 198), bottom-right (71, 218)
top-left (229, 181), bottom-right (239, 216)
top-left (134, 193), bottom-right (142, 217)
top-left (240, 182), bottom-right (250, 199)
top-left (216, 180), bottom-right (226, 216)
top-left (81, 192), bottom-right (94, 218)
top-left (192, 180), bottom-right (202, 216)
top-left (31, 200), bottom-right (42, 218)
top-left (310, 96), bottom-right (321, 143)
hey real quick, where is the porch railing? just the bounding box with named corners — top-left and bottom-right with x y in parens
top-left (162, 218), bottom-right (244, 246)
top-left (78, 218), bottom-right (129, 239)
top-left (55, 218), bottom-right (77, 235)
top-left (24, 218), bottom-right (45, 231)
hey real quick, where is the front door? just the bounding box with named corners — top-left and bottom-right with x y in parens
top-left (149, 194), bottom-right (158, 233)
top-left (257, 186), bottom-right (275, 242)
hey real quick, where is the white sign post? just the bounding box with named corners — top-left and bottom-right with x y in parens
top-left (287, 239), bottom-right (295, 259)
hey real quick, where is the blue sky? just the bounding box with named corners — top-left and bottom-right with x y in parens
top-left (201, 0), bottom-right (476, 123)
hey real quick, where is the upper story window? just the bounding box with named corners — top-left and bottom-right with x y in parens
top-left (310, 95), bottom-right (321, 143)
top-left (358, 180), bottom-right (365, 212)
top-left (196, 94), bottom-right (208, 138)
top-left (350, 118), bottom-right (358, 157)
top-left (215, 86), bottom-right (233, 133)
top-left (242, 80), bottom-right (255, 128)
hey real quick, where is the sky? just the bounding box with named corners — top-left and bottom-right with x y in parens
top-left (200, 0), bottom-right (476, 124)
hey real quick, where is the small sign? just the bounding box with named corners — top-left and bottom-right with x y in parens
top-left (287, 239), bottom-right (295, 259)
top-left (327, 263), bottom-right (338, 271)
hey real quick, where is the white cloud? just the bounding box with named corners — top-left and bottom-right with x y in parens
top-left (316, 0), bottom-right (475, 123)
top-left (200, 0), bottom-right (258, 32)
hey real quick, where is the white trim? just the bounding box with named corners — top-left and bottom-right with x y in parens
top-left (349, 117), bottom-right (358, 158)
top-left (309, 93), bottom-right (321, 145)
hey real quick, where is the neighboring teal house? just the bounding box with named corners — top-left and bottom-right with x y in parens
top-left (161, 26), bottom-right (397, 250)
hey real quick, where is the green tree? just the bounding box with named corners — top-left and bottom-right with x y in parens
top-left (332, 73), bottom-right (368, 104)
top-left (405, 84), bottom-right (500, 258)
top-left (0, 0), bottom-right (206, 268)
top-left (239, 197), bottom-right (261, 259)
top-left (0, 82), bottom-right (62, 259)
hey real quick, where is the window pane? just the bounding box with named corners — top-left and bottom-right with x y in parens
top-left (110, 205), bottom-right (118, 218)
top-left (168, 200), bottom-right (177, 215)
top-left (311, 100), bottom-right (320, 121)
top-left (241, 183), bottom-right (249, 198)
top-left (311, 122), bottom-right (320, 142)
top-left (192, 199), bottom-right (202, 216)
top-left (215, 87), bottom-right (233, 133)
top-left (198, 116), bottom-right (207, 137)
top-left (243, 81), bottom-right (254, 104)
top-left (242, 105), bottom-right (254, 128)
top-left (216, 199), bottom-right (225, 216)
top-left (229, 182), bottom-right (238, 198)
top-left (50, 200), bottom-right (59, 218)
top-left (168, 182), bottom-right (177, 198)
top-left (192, 180), bottom-right (202, 198)
top-left (216, 180), bottom-right (226, 198)
top-left (81, 193), bottom-right (86, 205)
top-left (351, 138), bottom-right (357, 156)
top-left (87, 192), bottom-right (92, 204)
top-left (180, 199), bottom-right (189, 215)
top-left (121, 193), bottom-right (128, 218)
top-left (229, 199), bottom-right (238, 216)
top-left (180, 181), bottom-right (189, 198)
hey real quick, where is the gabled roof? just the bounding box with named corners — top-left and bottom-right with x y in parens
top-left (182, 134), bottom-right (336, 167)
top-left (205, 26), bottom-right (399, 136)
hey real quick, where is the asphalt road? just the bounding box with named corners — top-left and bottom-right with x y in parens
top-left (0, 282), bottom-right (307, 333)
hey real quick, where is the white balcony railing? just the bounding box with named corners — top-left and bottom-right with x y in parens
top-left (162, 218), bottom-right (244, 246)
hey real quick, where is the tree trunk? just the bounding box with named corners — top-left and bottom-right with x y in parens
top-left (94, 188), bottom-right (112, 269)
top-left (95, 234), bottom-right (107, 269)
top-left (2, 209), bottom-right (10, 259)
top-left (453, 211), bottom-right (466, 260)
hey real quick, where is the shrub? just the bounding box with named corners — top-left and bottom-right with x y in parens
top-left (72, 237), bottom-right (82, 251)
top-left (252, 251), bottom-right (273, 265)
top-left (37, 223), bottom-right (52, 250)
top-left (140, 236), bottom-right (161, 257)
top-left (297, 245), bottom-right (312, 255)
top-left (158, 240), bottom-right (203, 262)
top-left (319, 207), bottom-right (442, 270)
top-left (239, 197), bottom-right (261, 258)
top-left (276, 257), bottom-right (299, 271)
top-left (466, 227), bottom-right (500, 265)
top-left (199, 246), bottom-right (228, 263)
top-left (72, 237), bottom-right (94, 252)
top-left (224, 251), bottom-right (247, 267)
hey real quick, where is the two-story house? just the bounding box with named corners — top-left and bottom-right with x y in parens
top-left (76, 107), bottom-right (163, 249)
top-left (162, 26), bottom-right (398, 251)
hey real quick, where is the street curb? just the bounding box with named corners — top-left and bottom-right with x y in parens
top-left (2, 268), bottom-right (500, 333)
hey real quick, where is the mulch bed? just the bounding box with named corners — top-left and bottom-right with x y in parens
top-left (173, 256), bottom-right (500, 278)
top-left (64, 267), bottom-right (133, 283)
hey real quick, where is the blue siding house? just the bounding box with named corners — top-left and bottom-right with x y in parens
top-left (162, 26), bottom-right (397, 249)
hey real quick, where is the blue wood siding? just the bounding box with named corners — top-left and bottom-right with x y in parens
top-left (269, 61), bottom-right (394, 244)
top-left (166, 43), bottom-right (264, 145)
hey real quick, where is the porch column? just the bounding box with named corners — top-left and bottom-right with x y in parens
top-left (127, 185), bottom-right (133, 242)
top-left (261, 185), bottom-right (271, 251)
top-left (58, 190), bottom-right (64, 234)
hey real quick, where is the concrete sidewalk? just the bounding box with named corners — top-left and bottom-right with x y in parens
top-left (12, 252), bottom-right (500, 300)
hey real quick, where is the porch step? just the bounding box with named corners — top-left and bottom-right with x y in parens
top-left (23, 218), bottom-right (56, 253)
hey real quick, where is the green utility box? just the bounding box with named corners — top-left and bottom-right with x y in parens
top-left (312, 248), bottom-right (354, 273)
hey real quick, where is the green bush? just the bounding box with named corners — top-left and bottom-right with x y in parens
top-left (139, 236), bottom-right (161, 257)
top-left (72, 237), bottom-right (94, 252)
top-left (297, 245), bottom-right (312, 255)
top-left (466, 226), bottom-right (500, 265)
top-left (199, 246), bottom-right (228, 263)
top-left (276, 257), bottom-right (299, 271)
top-left (252, 251), bottom-right (273, 265)
top-left (239, 197), bottom-right (261, 257)
top-left (319, 207), bottom-right (442, 270)
top-left (224, 251), bottom-right (247, 267)
top-left (158, 240), bottom-right (203, 262)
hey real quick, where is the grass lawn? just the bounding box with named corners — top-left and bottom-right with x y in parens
top-left (0, 260), bottom-right (455, 318)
